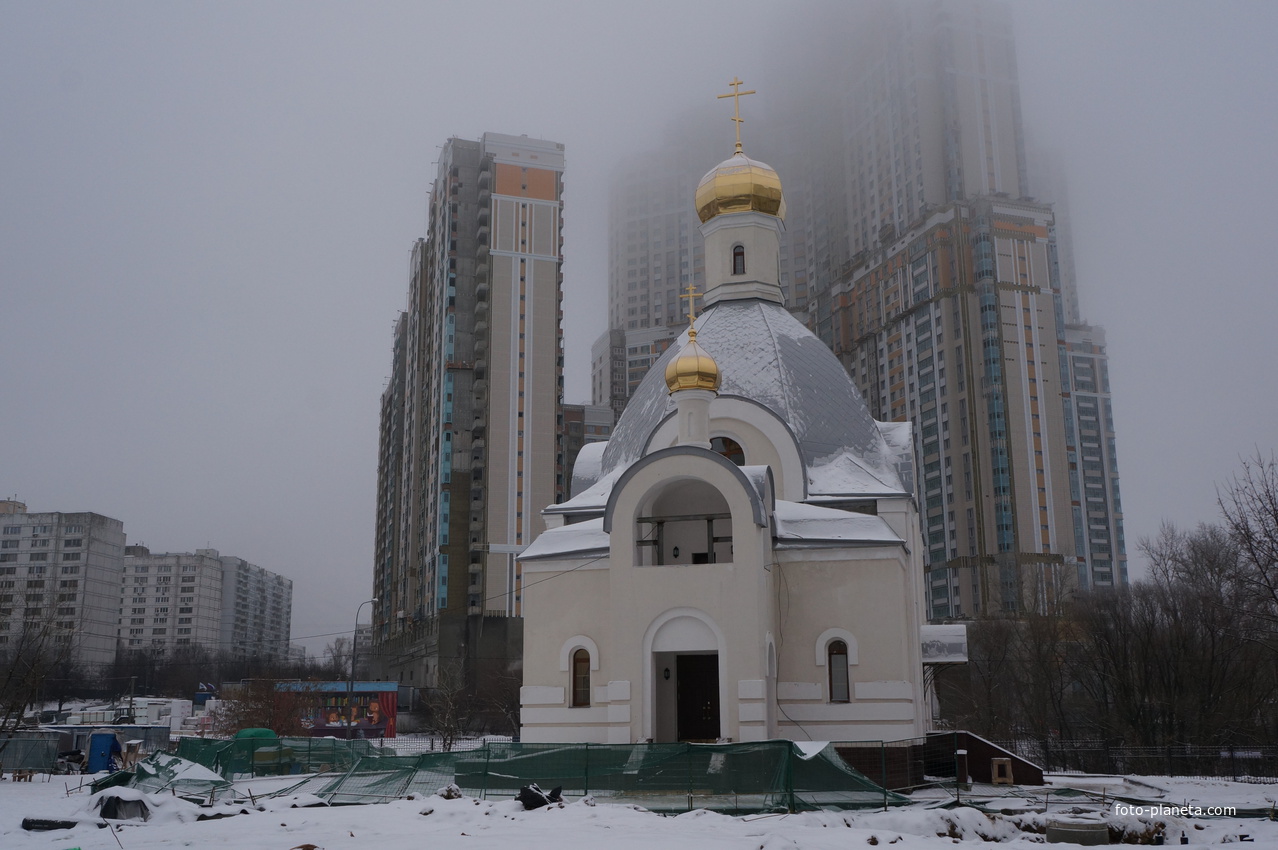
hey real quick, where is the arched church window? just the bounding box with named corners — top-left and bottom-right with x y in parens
top-left (828, 640), bottom-right (850, 703)
top-left (731, 244), bottom-right (746, 275)
top-left (710, 436), bottom-right (745, 466)
top-left (571, 648), bottom-right (591, 707)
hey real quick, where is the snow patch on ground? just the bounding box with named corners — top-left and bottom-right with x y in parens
top-left (3, 772), bottom-right (1276, 849)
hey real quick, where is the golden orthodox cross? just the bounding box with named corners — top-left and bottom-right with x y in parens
top-left (717, 76), bottom-right (756, 154)
top-left (680, 281), bottom-right (702, 323)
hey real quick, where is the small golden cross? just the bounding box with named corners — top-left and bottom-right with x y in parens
top-left (680, 281), bottom-right (702, 323)
top-left (717, 76), bottom-right (756, 154)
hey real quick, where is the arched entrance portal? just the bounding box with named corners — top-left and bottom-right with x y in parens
top-left (647, 611), bottom-right (723, 742)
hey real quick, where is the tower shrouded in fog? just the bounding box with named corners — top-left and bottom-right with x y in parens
top-left (596, 0), bottom-right (1125, 616)
top-left (798, 0), bottom-right (1125, 612)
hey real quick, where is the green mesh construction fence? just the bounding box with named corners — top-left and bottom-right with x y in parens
top-left (265, 740), bottom-right (909, 813)
top-left (175, 736), bottom-right (394, 779)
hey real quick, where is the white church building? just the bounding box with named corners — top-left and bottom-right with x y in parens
top-left (518, 134), bottom-right (929, 744)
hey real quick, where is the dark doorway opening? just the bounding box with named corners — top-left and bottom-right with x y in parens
top-left (676, 654), bottom-right (720, 742)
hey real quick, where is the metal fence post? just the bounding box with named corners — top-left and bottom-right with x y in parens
top-left (583, 742), bottom-right (590, 798)
top-left (786, 743), bottom-right (795, 813)
top-left (687, 744), bottom-right (694, 813)
top-left (481, 742), bottom-right (491, 801)
top-left (881, 742), bottom-right (888, 811)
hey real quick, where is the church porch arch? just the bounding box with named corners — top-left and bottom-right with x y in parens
top-left (641, 608), bottom-right (728, 743)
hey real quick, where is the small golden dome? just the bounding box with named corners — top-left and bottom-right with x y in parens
top-left (664, 327), bottom-right (721, 393)
top-left (694, 151), bottom-right (786, 223)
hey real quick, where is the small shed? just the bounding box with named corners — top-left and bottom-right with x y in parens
top-left (86, 729), bottom-right (123, 773)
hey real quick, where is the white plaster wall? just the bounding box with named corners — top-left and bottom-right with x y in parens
top-left (646, 399), bottom-right (805, 501)
top-left (701, 211), bottom-right (785, 306)
top-left (522, 453), bottom-right (929, 743)
top-left (605, 453), bottom-right (778, 742)
top-left (519, 559), bottom-right (613, 741)
top-left (772, 548), bottom-right (926, 739)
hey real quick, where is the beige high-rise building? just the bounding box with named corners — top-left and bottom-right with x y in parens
top-left (806, 0), bottom-right (1121, 611)
top-left (830, 198), bottom-right (1083, 616)
top-left (839, 0), bottom-right (1028, 254)
top-left (374, 133), bottom-right (565, 711)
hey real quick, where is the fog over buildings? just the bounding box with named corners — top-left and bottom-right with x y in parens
top-left (2, 0), bottom-right (1276, 654)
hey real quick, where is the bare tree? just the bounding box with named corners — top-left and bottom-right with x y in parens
top-left (1066, 523), bottom-right (1278, 747)
top-left (1011, 610), bottom-right (1082, 744)
top-left (937, 617), bottom-right (1019, 739)
top-left (42, 657), bottom-right (85, 713)
top-left (323, 637), bottom-right (353, 680)
top-left (1219, 450), bottom-right (1278, 648)
top-left (418, 660), bottom-right (476, 751)
top-left (476, 661), bottom-right (522, 737)
top-left (0, 615), bottom-right (75, 758)
top-left (210, 679), bottom-right (317, 736)
top-left (152, 644), bottom-right (212, 697)
top-left (933, 456), bottom-right (1278, 749)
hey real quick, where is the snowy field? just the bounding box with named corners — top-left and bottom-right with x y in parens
top-left (1, 772), bottom-right (1275, 849)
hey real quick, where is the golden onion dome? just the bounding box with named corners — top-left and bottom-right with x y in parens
top-left (694, 150), bottom-right (786, 223)
top-left (664, 327), bottom-right (721, 394)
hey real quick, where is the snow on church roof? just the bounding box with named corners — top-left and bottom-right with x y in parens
top-left (520, 517), bottom-right (610, 562)
top-left (569, 441), bottom-right (608, 499)
top-left (521, 501), bottom-right (902, 563)
top-left (771, 501), bottom-right (903, 547)
top-left (600, 298), bottom-right (906, 498)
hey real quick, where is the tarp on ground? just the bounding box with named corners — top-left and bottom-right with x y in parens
top-left (95, 789), bottom-right (151, 821)
top-left (91, 751), bottom-right (231, 798)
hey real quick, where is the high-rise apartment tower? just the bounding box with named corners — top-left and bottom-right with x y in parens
top-left (374, 134), bottom-right (565, 704)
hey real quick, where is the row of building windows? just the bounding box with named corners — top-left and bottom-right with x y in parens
top-left (2, 525), bottom-right (83, 535)
top-left (0, 549), bottom-right (80, 561)
top-left (566, 640), bottom-right (855, 708)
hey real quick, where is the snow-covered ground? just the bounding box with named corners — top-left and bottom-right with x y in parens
top-left (1, 772), bottom-right (1274, 848)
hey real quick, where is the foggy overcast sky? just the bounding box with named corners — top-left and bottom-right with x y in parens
top-left (2, 1), bottom-right (1276, 656)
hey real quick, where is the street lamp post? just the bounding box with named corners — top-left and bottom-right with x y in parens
top-left (346, 597), bottom-right (377, 738)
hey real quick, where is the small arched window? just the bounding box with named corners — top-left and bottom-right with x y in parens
top-left (571, 648), bottom-right (591, 706)
top-left (710, 436), bottom-right (745, 465)
top-left (828, 640), bottom-right (850, 703)
top-left (731, 244), bottom-right (745, 275)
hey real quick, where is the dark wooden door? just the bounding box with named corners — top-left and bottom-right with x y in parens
top-left (676, 654), bottom-right (720, 741)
